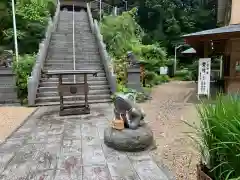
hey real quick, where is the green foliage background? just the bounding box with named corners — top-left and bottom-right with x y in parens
top-left (100, 8), bottom-right (169, 89)
top-left (0, 0), bottom-right (56, 54)
top-left (0, 0), bottom-right (56, 103)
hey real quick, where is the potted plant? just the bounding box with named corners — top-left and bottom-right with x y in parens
top-left (188, 94), bottom-right (240, 180)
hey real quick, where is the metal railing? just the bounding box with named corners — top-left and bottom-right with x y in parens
top-left (89, 0), bottom-right (116, 20)
top-left (72, 4), bottom-right (76, 83)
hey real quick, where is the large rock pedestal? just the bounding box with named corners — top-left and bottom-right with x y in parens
top-left (104, 124), bottom-right (154, 152)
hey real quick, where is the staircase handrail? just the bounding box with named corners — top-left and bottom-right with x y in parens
top-left (87, 3), bottom-right (117, 94)
top-left (89, 0), bottom-right (116, 16)
top-left (27, 0), bottom-right (61, 106)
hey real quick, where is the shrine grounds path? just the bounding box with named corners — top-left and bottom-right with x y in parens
top-left (0, 81), bottom-right (199, 180)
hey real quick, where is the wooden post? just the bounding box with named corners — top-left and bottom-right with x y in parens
top-left (203, 41), bottom-right (209, 58)
top-left (59, 74), bottom-right (64, 110)
top-left (84, 73), bottom-right (88, 107)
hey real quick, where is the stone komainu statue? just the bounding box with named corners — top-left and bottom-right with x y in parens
top-left (113, 93), bottom-right (145, 130)
top-left (104, 93), bottom-right (154, 152)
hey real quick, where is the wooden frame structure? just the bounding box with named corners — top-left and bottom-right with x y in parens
top-left (183, 24), bottom-right (240, 94)
top-left (43, 70), bottom-right (97, 116)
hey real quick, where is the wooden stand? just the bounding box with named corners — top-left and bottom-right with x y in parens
top-left (43, 70), bottom-right (97, 116)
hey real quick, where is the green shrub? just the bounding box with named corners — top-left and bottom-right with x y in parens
top-left (153, 75), bottom-right (170, 85)
top-left (175, 69), bottom-right (193, 81)
top-left (101, 8), bottom-right (143, 58)
top-left (191, 94), bottom-right (240, 179)
top-left (13, 54), bottom-right (35, 104)
top-left (133, 44), bottom-right (167, 72)
top-left (101, 9), bottom-right (167, 89)
top-left (144, 71), bottom-right (157, 87)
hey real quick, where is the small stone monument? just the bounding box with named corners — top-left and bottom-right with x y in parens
top-left (126, 51), bottom-right (151, 100)
top-left (104, 93), bottom-right (154, 152)
top-left (126, 51), bottom-right (143, 92)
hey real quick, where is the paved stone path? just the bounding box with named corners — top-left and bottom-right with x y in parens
top-left (0, 107), bottom-right (36, 144)
top-left (0, 104), bottom-right (172, 180)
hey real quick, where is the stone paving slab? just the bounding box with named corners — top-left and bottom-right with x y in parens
top-left (0, 107), bottom-right (36, 144)
top-left (0, 104), bottom-right (172, 180)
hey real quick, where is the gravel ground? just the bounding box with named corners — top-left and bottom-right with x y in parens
top-left (140, 81), bottom-right (200, 180)
top-left (0, 106), bottom-right (36, 143)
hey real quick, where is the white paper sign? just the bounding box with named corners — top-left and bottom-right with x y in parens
top-left (160, 66), bottom-right (168, 75)
top-left (198, 58), bottom-right (211, 97)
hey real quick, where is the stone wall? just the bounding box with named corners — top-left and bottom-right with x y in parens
top-left (86, 3), bottom-right (117, 94)
top-left (27, 1), bottom-right (61, 106)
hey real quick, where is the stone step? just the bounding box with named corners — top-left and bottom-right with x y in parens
top-left (48, 47), bottom-right (98, 53)
top-left (58, 20), bottom-right (89, 24)
top-left (40, 76), bottom-right (106, 82)
top-left (35, 98), bottom-right (112, 106)
top-left (0, 69), bottom-right (14, 75)
top-left (0, 77), bottom-right (16, 86)
top-left (57, 21), bottom-right (89, 25)
top-left (35, 94), bottom-right (111, 104)
top-left (39, 80), bottom-right (108, 87)
top-left (37, 89), bottom-right (110, 97)
top-left (47, 53), bottom-right (100, 60)
top-left (46, 59), bottom-right (101, 63)
top-left (52, 30), bottom-right (93, 35)
top-left (45, 61), bottom-right (102, 65)
top-left (49, 43), bottom-right (97, 49)
top-left (0, 99), bottom-right (20, 104)
top-left (38, 84), bottom-right (109, 93)
top-left (0, 82), bottom-right (16, 87)
top-left (0, 92), bottom-right (18, 100)
top-left (43, 64), bottom-right (103, 69)
top-left (0, 87), bottom-right (17, 93)
top-left (0, 103), bottom-right (21, 107)
top-left (43, 66), bottom-right (104, 71)
top-left (50, 37), bottom-right (94, 43)
top-left (51, 33), bottom-right (95, 39)
top-left (56, 27), bottom-right (91, 32)
top-left (47, 50), bottom-right (99, 55)
top-left (40, 72), bottom-right (106, 79)
top-left (50, 34), bottom-right (95, 40)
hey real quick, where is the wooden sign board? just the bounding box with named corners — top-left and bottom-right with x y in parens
top-left (58, 83), bottom-right (88, 96)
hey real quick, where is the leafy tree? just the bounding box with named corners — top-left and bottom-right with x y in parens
top-left (1, 0), bottom-right (56, 54)
top-left (132, 0), bottom-right (216, 54)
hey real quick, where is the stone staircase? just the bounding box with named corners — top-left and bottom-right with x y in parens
top-left (0, 67), bottom-right (20, 106)
top-left (35, 10), bottom-right (112, 106)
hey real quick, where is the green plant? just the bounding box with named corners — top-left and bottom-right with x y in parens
top-left (1, 0), bottom-right (55, 54)
top-left (175, 69), bottom-right (193, 81)
top-left (101, 9), bottom-right (167, 88)
top-left (101, 8), bottom-right (143, 58)
top-left (13, 54), bottom-right (35, 104)
top-left (134, 44), bottom-right (167, 71)
top-left (153, 75), bottom-right (170, 85)
top-left (189, 94), bottom-right (240, 179)
top-left (144, 71), bottom-right (157, 87)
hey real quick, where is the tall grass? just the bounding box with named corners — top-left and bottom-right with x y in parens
top-left (194, 94), bottom-right (240, 179)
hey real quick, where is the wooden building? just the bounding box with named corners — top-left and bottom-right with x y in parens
top-left (183, 0), bottom-right (240, 93)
